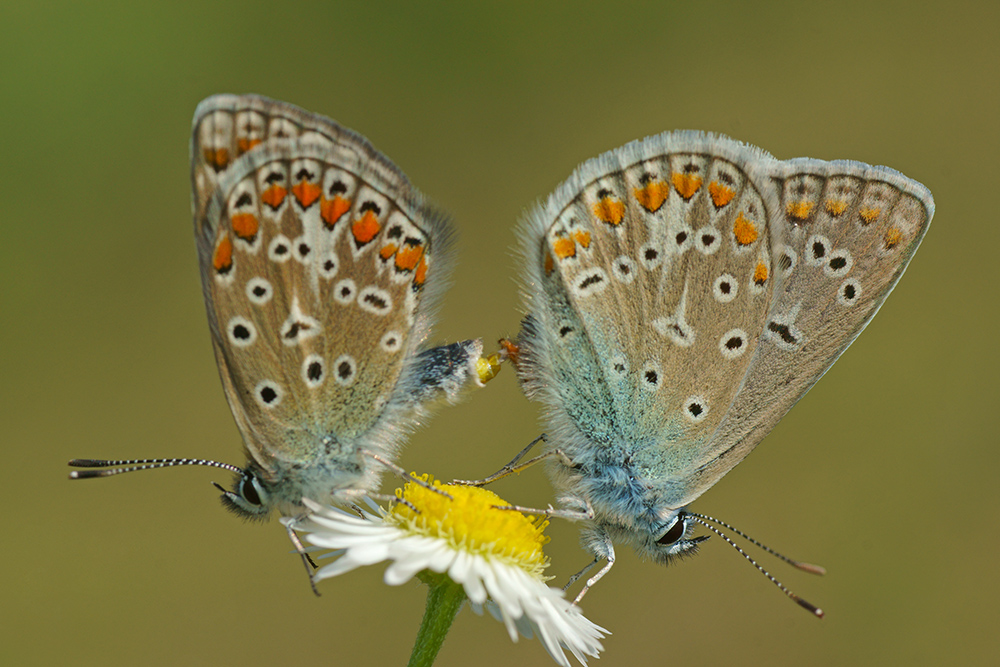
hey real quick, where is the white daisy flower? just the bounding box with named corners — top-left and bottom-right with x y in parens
top-left (291, 476), bottom-right (606, 667)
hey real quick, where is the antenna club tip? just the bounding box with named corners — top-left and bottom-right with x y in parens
top-left (795, 597), bottom-right (824, 618)
top-left (794, 561), bottom-right (827, 576)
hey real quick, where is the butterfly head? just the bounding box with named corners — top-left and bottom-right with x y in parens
top-left (213, 464), bottom-right (276, 521)
top-left (644, 511), bottom-right (709, 564)
top-left (592, 509), bottom-right (708, 565)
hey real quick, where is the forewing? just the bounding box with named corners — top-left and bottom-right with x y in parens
top-left (519, 133), bottom-right (780, 489)
top-left (197, 139), bottom-right (448, 472)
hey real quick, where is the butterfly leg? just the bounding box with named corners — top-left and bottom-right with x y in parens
top-left (361, 450), bottom-right (453, 501)
top-left (572, 534), bottom-right (616, 605)
top-left (283, 518), bottom-right (321, 597)
top-left (337, 486), bottom-right (422, 514)
top-left (563, 556), bottom-right (601, 591)
top-left (490, 496), bottom-right (595, 522)
top-left (453, 434), bottom-right (550, 486)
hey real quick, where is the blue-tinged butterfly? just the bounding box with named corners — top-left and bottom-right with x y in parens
top-left (496, 131), bottom-right (932, 611)
top-left (70, 95), bottom-right (495, 522)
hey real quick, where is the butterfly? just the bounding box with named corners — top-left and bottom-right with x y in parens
top-left (504, 131), bottom-right (932, 606)
top-left (70, 94), bottom-right (494, 520)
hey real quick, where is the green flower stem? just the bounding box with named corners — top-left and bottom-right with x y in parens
top-left (408, 572), bottom-right (467, 667)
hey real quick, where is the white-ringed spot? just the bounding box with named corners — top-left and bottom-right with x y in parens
top-left (683, 396), bottom-right (709, 423)
top-left (280, 299), bottom-right (321, 346)
top-left (254, 380), bottom-right (283, 408)
top-left (805, 235), bottom-right (831, 267)
top-left (612, 255), bottom-right (636, 284)
top-left (719, 328), bottom-right (748, 359)
top-left (333, 279), bottom-right (357, 305)
top-left (572, 268), bottom-right (609, 298)
top-left (838, 278), bottom-right (861, 306)
top-left (641, 360), bottom-right (662, 391)
top-left (226, 316), bottom-right (257, 347)
top-left (358, 286), bottom-right (393, 316)
top-left (765, 315), bottom-right (804, 351)
top-left (712, 274), bottom-right (738, 303)
top-left (639, 242), bottom-right (662, 270)
top-left (380, 331), bottom-right (403, 353)
top-left (672, 224), bottom-right (694, 254)
top-left (246, 277), bottom-right (272, 305)
top-left (318, 253), bottom-right (339, 279)
top-left (302, 354), bottom-right (325, 388)
top-left (292, 235), bottom-right (313, 264)
top-left (333, 354), bottom-right (357, 387)
top-left (695, 226), bottom-right (721, 255)
top-left (824, 249), bottom-right (853, 278)
top-left (268, 235), bottom-right (292, 263)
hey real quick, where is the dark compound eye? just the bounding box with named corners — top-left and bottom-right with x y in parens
top-left (240, 474), bottom-right (262, 506)
top-left (657, 516), bottom-right (686, 545)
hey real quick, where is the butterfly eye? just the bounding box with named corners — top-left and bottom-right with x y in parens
top-left (239, 473), bottom-right (263, 506)
top-left (657, 515), bottom-right (687, 545)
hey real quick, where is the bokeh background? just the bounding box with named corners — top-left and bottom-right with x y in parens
top-left (4, 2), bottom-right (997, 665)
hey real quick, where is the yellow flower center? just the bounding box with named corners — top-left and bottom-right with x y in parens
top-left (388, 475), bottom-right (551, 577)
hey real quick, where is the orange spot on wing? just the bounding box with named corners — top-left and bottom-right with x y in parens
top-left (592, 198), bottom-right (625, 225)
top-left (320, 195), bottom-right (352, 228)
top-left (231, 213), bottom-right (259, 241)
top-left (395, 244), bottom-right (425, 271)
top-left (753, 261), bottom-right (769, 285)
top-left (553, 237), bottom-right (577, 259)
top-left (292, 181), bottom-right (321, 208)
top-left (883, 226), bottom-right (903, 249)
top-left (203, 148), bottom-right (230, 171)
top-left (544, 252), bottom-right (554, 275)
top-left (825, 199), bottom-right (848, 216)
top-left (732, 212), bottom-right (759, 246)
top-left (672, 173), bottom-right (702, 200)
top-left (573, 230), bottom-right (591, 248)
top-left (237, 138), bottom-right (262, 154)
top-left (352, 210), bottom-right (381, 245)
top-left (859, 207), bottom-right (880, 224)
top-left (379, 244), bottom-right (398, 260)
top-left (633, 182), bottom-right (670, 212)
top-left (786, 201), bottom-right (814, 220)
top-left (414, 256), bottom-right (428, 287)
top-left (708, 181), bottom-right (735, 208)
top-left (260, 185), bottom-right (287, 209)
top-left (213, 236), bottom-right (233, 273)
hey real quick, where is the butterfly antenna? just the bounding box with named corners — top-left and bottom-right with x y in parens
top-left (688, 512), bottom-right (826, 575)
top-left (68, 458), bottom-right (243, 479)
top-left (686, 514), bottom-right (824, 618)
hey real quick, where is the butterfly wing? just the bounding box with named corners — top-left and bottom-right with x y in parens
top-left (192, 96), bottom-right (479, 502)
top-left (517, 133), bottom-right (781, 507)
top-left (191, 94), bottom-right (385, 225)
top-left (684, 159), bottom-right (934, 502)
top-left (517, 131), bottom-right (931, 515)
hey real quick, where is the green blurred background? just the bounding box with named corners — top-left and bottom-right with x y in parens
top-left (4, 1), bottom-right (997, 665)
